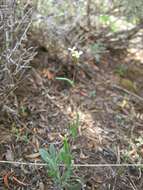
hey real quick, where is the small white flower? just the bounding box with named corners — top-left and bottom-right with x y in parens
top-left (68, 46), bottom-right (76, 53)
top-left (68, 47), bottom-right (83, 60)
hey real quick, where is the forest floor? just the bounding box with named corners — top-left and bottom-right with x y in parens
top-left (0, 46), bottom-right (143, 189)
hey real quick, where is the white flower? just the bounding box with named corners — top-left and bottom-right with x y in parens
top-left (68, 46), bottom-right (76, 52)
top-left (68, 47), bottom-right (83, 59)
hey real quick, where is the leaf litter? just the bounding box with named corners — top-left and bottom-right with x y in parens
top-left (0, 49), bottom-right (143, 189)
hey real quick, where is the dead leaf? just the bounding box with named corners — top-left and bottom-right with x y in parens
top-left (3, 171), bottom-right (13, 189)
top-left (25, 152), bottom-right (40, 159)
top-left (5, 149), bottom-right (14, 161)
top-left (0, 124), bottom-right (12, 143)
top-left (39, 182), bottom-right (45, 190)
top-left (40, 68), bottom-right (54, 80)
top-left (31, 136), bottom-right (40, 150)
top-left (79, 91), bottom-right (88, 97)
top-left (80, 151), bottom-right (89, 159)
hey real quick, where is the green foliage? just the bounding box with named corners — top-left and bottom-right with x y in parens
top-left (39, 137), bottom-right (81, 189)
top-left (100, 15), bottom-right (110, 24)
top-left (99, 15), bottom-right (119, 32)
top-left (69, 113), bottom-right (80, 139)
top-left (34, 0), bottom-right (143, 41)
top-left (115, 65), bottom-right (127, 77)
top-left (12, 126), bottom-right (29, 143)
top-left (120, 78), bottom-right (138, 93)
top-left (68, 47), bottom-right (83, 62)
top-left (34, 0), bottom-right (85, 24)
top-left (89, 90), bottom-right (96, 98)
top-left (55, 77), bottom-right (75, 87)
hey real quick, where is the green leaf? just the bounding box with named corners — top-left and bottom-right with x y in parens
top-left (39, 148), bottom-right (57, 169)
top-left (39, 148), bottom-right (51, 163)
top-left (100, 15), bottom-right (110, 23)
top-left (58, 138), bottom-right (72, 166)
top-left (63, 138), bottom-right (72, 165)
top-left (55, 77), bottom-right (74, 87)
top-left (58, 148), bottom-right (72, 165)
top-left (63, 137), bottom-right (70, 154)
top-left (61, 166), bottom-right (73, 183)
top-left (69, 113), bottom-right (79, 139)
top-left (65, 154), bottom-right (72, 166)
top-left (70, 125), bottom-right (78, 139)
top-left (49, 144), bottom-right (57, 159)
top-left (48, 169), bottom-right (57, 177)
top-left (68, 182), bottom-right (82, 190)
top-left (110, 23), bottom-right (118, 32)
top-left (89, 90), bottom-right (96, 98)
top-left (75, 112), bottom-right (79, 126)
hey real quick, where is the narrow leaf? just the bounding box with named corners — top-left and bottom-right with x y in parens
top-left (55, 77), bottom-right (74, 87)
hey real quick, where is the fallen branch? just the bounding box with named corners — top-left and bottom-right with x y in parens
top-left (0, 160), bottom-right (143, 167)
top-left (112, 84), bottom-right (143, 102)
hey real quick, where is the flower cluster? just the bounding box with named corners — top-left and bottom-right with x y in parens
top-left (68, 47), bottom-right (83, 60)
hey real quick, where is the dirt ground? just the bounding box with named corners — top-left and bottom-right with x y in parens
top-left (0, 47), bottom-right (143, 189)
